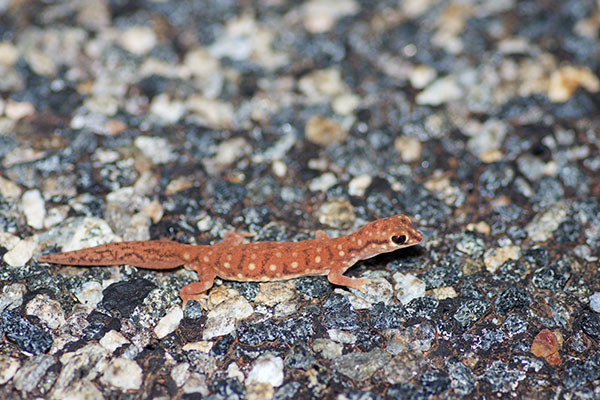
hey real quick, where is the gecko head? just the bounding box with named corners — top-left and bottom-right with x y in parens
top-left (352, 214), bottom-right (423, 259)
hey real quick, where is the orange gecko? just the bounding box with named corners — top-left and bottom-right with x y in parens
top-left (39, 214), bottom-right (423, 304)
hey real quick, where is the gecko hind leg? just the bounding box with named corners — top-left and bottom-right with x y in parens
top-left (179, 271), bottom-right (216, 307)
top-left (327, 270), bottom-right (369, 292)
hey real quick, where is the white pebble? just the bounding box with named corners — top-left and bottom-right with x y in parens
top-left (100, 330), bottom-right (130, 352)
top-left (590, 292), bottom-right (600, 313)
top-left (3, 237), bottom-right (37, 267)
top-left (25, 294), bottom-right (65, 330)
top-left (393, 272), bottom-right (425, 305)
top-left (309, 172), bottom-right (337, 192)
top-left (101, 358), bottom-right (143, 391)
top-left (247, 353), bottom-right (284, 387)
top-left (75, 281), bottom-right (103, 307)
top-left (348, 174), bottom-right (372, 197)
top-left (134, 135), bottom-right (175, 164)
top-left (0, 355), bottom-right (20, 385)
top-left (119, 26), bottom-right (156, 55)
top-left (416, 75), bottom-right (463, 106)
top-left (22, 189), bottom-right (45, 229)
top-left (154, 306), bottom-right (184, 339)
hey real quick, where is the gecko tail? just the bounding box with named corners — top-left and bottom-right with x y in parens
top-left (38, 240), bottom-right (196, 270)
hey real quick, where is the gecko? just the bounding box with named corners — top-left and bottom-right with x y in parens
top-left (38, 214), bottom-right (423, 304)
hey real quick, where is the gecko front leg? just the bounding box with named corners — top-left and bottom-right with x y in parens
top-left (326, 268), bottom-right (369, 292)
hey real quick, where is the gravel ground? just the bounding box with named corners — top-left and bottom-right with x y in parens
top-left (0, 0), bottom-right (599, 399)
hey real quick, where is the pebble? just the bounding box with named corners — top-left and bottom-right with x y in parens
top-left (13, 354), bottom-right (54, 392)
top-left (99, 330), bottom-right (130, 352)
top-left (101, 357), bottom-right (143, 391)
top-left (548, 65), bottom-right (600, 103)
top-left (525, 203), bottom-right (568, 242)
top-left (301, 0), bottom-right (359, 34)
top-left (5, 100), bottom-right (35, 120)
top-left (247, 353), bottom-right (284, 387)
top-left (309, 172), bottom-right (338, 192)
top-left (203, 296), bottom-right (253, 340)
top-left (38, 216), bottom-right (120, 252)
top-left (43, 205), bottom-right (70, 229)
top-left (149, 93), bottom-right (186, 124)
top-left (207, 137), bottom-right (251, 171)
top-left (22, 189), bottom-right (45, 229)
top-left (483, 245), bottom-right (521, 274)
top-left (0, 41), bottom-right (19, 66)
top-left (253, 282), bottom-right (296, 307)
top-left (0, 283), bottom-right (25, 312)
top-left (25, 294), bottom-right (65, 330)
top-left (3, 237), bottom-right (37, 267)
top-left (382, 352), bottom-right (424, 384)
top-left (409, 64), bottom-right (437, 89)
top-left (312, 338), bottom-right (343, 359)
top-left (349, 276), bottom-right (394, 306)
top-left (75, 281), bottom-right (103, 307)
top-left (332, 93), bottom-right (360, 115)
top-left (134, 135), bottom-right (175, 164)
top-left (394, 136), bottom-right (422, 162)
top-left (332, 348), bottom-right (391, 381)
top-left (0, 355), bottom-right (20, 385)
top-left (392, 272), bottom-right (426, 305)
top-left (327, 329), bottom-right (356, 344)
top-left (466, 119), bottom-right (509, 158)
top-left (154, 306), bottom-right (184, 339)
top-left (589, 292), bottom-right (600, 313)
top-left (0, 175), bottom-right (22, 198)
top-left (298, 69), bottom-right (348, 101)
top-left (182, 372), bottom-right (209, 395)
top-left (416, 75), bottom-right (463, 106)
top-left (317, 200), bottom-right (355, 229)
top-left (119, 26), bottom-right (157, 55)
top-left (305, 115), bottom-right (348, 146)
top-left (348, 174), bottom-right (372, 197)
top-left (530, 329), bottom-right (561, 366)
top-left (53, 343), bottom-right (109, 397)
top-left (171, 362), bottom-right (190, 387)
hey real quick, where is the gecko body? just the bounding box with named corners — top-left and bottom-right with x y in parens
top-left (38, 214), bottom-right (423, 304)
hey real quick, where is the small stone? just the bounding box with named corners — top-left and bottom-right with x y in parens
top-left (5, 100), bottom-right (35, 120)
top-left (332, 348), bottom-right (391, 381)
top-left (348, 174), bottom-right (372, 197)
top-left (247, 353), bottom-right (284, 387)
top-left (254, 282), bottom-right (296, 307)
top-left (154, 306), bottom-right (184, 339)
top-left (0, 41), bottom-right (19, 66)
top-left (298, 69), bottom-right (348, 100)
top-left (409, 64), bottom-right (437, 89)
top-left (0, 283), bottom-right (25, 311)
top-left (332, 93), bottom-right (360, 115)
top-left (526, 203), bottom-right (568, 242)
top-left (466, 119), bottom-right (509, 159)
top-left (309, 172), bottom-right (338, 192)
top-left (416, 75), bottom-right (463, 106)
top-left (183, 341), bottom-right (214, 353)
top-left (119, 26), bottom-right (156, 55)
top-left (2, 309), bottom-right (53, 355)
top-left (74, 281), bottom-right (103, 307)
top-left (327, 329), bottom-right (356, 344)
top-left (531, 329), bottom-right (562, 366)
top-left (0, 355), bottom-right (20, 384)
top-left (149, 93), bottom-right (185, 124)
top-left (393, 272), bottom-right (426, 305)
top-left (548, 65), bottom-right (600, 103)
top-left (203, 296), bottom-right (253, 340)
top-left (13, 354), bottom-right (54, 392)
top-left (99, 330), bottom-right (130, 352)
top-left (22, 189), bottom-right (45, 229)
top-left (305, 115), bottom-right (348, 146)
top-left (4, 237), bottom-right (37, 267)
top-left (271, 160), bottom-right (287, 177)
top-left (208, 137), bottom-right (251, 170)
top-left (171, 363), bottom-right (190, 387)
top-left (44, 205), bottom-right (70, 229)
top-left (25, 294), bottom-right (65, 330)
top-left (395, 136), bottom-right (422, 162)
top-left (101, 357), bottom-right (143, 391)
top-left (134, 135), bottom-right (175, 164)
top-left (186, 95), bottom-right (234, 128)
top-left (589, 292), bottom-right (600, 313)
top-left (301, 0), bottom-right (359, 34)
top-left (38, 216), bottom-right (119, 253)
top-left (182, 372), bottom-right (209, 395)
top-left (483, 245), bottom-right (521, 274)
top-left (0, 175), bottom-right (22, 198)
top-left (317, 200), bottom-right (355, 229)
top-left (433, 286), bottom-right (457, 300)
top-left (312, 338), bottom-right (344, 359)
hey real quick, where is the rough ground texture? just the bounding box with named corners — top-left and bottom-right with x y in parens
top-left (0, 0), bottom-right (599, 399)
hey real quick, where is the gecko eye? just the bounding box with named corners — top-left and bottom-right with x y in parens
top-left (391, 235), bottom-right (407, 245)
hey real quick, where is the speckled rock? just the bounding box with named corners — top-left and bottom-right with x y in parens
top-left (0, 355), bottom-right (20, 385)
top-left (154, 306), bottom-right (184, 339)
top-left (332, 348), bottom-right (391, 381)
top-left (25, 293), bottom-right (65, 330)
top-left (2, 309), bottom-right (53, 355)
